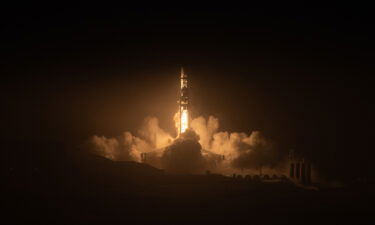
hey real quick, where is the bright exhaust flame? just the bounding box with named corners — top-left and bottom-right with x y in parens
top-left (179, 67), bottom-right (189, 135)
top-left (180, 108), bottom-right (189, 133)
top-left (174, 109), bottom-right (189, 135)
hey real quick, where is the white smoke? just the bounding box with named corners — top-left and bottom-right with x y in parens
top-left (138, 117), bottom-right (173, 149)
top-left (89, 117), bottom-right (172, 162)
top-left (88, 114), bottom-right (284, 174)
top-left (190, 116), bottom-right (283, 174)
top-left (191, 116), bottom-right (218, 150)
top-left (91, 132), bottom-right (148, 161)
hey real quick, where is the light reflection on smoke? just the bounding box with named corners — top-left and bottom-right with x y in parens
top-left (89, 113), bottom-right (284, 174)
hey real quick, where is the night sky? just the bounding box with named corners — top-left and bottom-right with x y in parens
top-left (1, 5), bottom-right (373, 179)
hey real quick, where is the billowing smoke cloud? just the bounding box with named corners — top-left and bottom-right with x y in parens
top-left (138, 117), bottom-right (173, 149)
top-left (191, 116), bottom-right (218, 150)
top-left (230, 131), bottom-right (279, 169)
top-left (190, 116), bottom-right (284, 174)
top-left (89, 117), bottom-right (172, 162)
top-left (161, 129), bottom-right (204, 174)
top-left (88, 114), bottom-right (285, 175)
top-left (90, 132), bottom-right (148, 161)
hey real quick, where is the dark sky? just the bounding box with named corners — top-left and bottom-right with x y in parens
top-left (1, 5), bottom-right (374, 177)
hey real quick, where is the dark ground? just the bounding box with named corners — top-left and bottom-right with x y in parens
top-left (3, 142), bottom-right (374, 224)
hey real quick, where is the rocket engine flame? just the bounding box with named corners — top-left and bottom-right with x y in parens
top-left (180, 108), bottom-right (189, 133)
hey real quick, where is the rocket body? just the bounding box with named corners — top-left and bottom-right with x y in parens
top-left (179, 68), bottom-right (189, 134)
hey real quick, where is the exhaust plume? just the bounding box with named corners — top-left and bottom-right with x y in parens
top-left (88, 113), bottom-right (284, 175)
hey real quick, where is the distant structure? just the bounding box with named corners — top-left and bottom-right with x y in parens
top-left (289, 149), bottom-right (312, 185)
top-left (179, 67), bottom-right (190, 135)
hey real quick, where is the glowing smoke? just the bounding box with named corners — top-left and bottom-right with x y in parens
top-left (191, 116), bottom-right (218, 150)
top-left (90, 132), bottom-right (146, 161)
top-left (138, 117), bottom-right (173, 149)
top-left (88, 114), bottom-right (284, 174)
top-left (190, 116), bottom-right (283, 174)
top-left (89, 117), bottom-right (172, 162)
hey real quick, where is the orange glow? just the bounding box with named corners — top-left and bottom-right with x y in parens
top-left (174, 109), bottom-right (189, 135)
top-left (181, 108), bottom-right (189, 133)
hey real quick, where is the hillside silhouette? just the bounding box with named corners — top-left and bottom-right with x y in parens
top-left (3, 141), bottom-right (374, 224)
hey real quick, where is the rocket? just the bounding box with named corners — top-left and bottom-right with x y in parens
top-left (179, 67), bottom-right (189, 134)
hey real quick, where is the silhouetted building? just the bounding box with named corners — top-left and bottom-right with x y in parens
top-left (289, 149), bottom-right (312, 185)
top-left (290, 163), bottom-right (295, 178)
